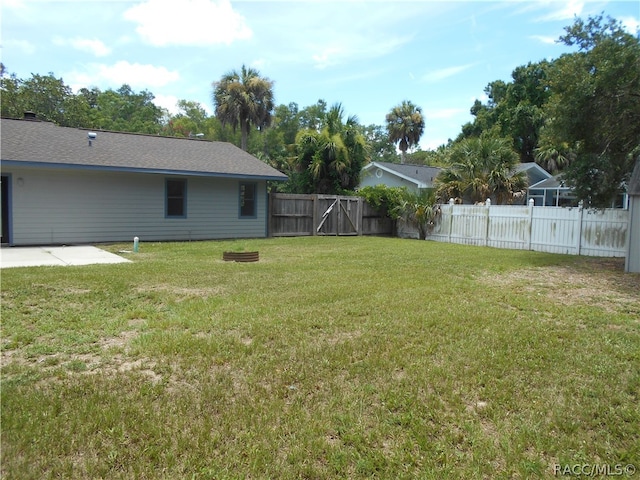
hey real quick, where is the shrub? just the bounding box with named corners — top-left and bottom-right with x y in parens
top-left (357, 185), bottom-right (408, 220)
top-left (392, 189), bottom-right (440, 240)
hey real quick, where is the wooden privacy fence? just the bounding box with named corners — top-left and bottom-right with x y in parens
top-left (427, 203), bottom-right (629, 257)
top-left (269, 193), bottom-right (392, 237)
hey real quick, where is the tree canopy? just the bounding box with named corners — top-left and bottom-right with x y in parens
top-left (435, 136), bottom-right (526, 205)
top-left (288, 103), bottom-right (369, 194)
top-left (455, 15), bottom-right (639, 207)
top-left (541, 15), bottom-right (640, 207)
top-left (212, 65), bottom-right (275, 151)
top-left (385, 101), bottom-right (425, 164)
top-left (0, 69), bottom-right (165, 133)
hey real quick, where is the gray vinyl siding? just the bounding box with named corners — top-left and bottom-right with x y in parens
top-left (7, 167), bottom-right (268, 245)
top-left (359, 169), bottom-right (420, 193)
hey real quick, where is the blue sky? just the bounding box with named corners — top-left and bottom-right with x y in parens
top-left (2, 0), bottom-right (639, 149)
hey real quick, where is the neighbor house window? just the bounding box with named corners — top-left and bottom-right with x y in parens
top-left (239, 182), bottom-right (257, 218)
top-left (166, 179), bottom-right (186, 217)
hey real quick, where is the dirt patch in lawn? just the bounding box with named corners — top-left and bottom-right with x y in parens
top-left (1, 325), bottom-right (150, 380)
top-left (487, 257), bottom-right (640, 316)
top-left (136, 284), bottom-right (227, 301)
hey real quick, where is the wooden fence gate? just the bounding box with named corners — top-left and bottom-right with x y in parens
top-left (315, 195), bottom-right (362, 236)
top-left (269, 193), bottom-right (392, 237)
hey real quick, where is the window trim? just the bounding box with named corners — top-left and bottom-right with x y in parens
top-left (239, 182), bottom-right (257, 219)
top-left (165, 178), bottom-right (187, 218)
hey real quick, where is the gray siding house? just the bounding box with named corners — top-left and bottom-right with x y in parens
top-left (0, 118), bottom-right (287, 246)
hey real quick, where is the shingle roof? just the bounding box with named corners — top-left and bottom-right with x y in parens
top-left (365, 161), bottom-right (441, 186)
top-left (529, 176), bottom-right (570, 189)
top-left (1, 118), bottom-right (288, 181)
top-left (514, 162), bottom-right (552, 185)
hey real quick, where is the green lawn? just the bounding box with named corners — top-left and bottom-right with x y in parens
top-left (1, 237), bottom-right (639, 479)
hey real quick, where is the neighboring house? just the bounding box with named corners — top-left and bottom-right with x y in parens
top-left (515, 163), bottom-right (576, 207)
top-left (359, 161), bottom-right (560, 203)
top-left (359, 161), bottom-right (441, 194)
top-left (526, 176), bottom-right (577, 207)
top-left (0, 117), bottom-right (287, 246)
top-left (521, 163), bottom-right (630, 208)
top-left (360, 160), bottom-right (631, 208)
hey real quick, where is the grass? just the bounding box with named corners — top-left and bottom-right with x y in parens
top-left (1, 236), bottom-right (639, 479)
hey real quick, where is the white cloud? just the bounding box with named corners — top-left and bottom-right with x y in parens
top-left (530, 34), bottom-right (557, 45)
top-left (66, 61), bottom-right (180, 90)
top-left (620, 16), bottom-right (640, 35)
top-left (311, 35), bottom-right (411, 70)
top-left (153, 94), bottom-right (180, 114)
top-left (421, 137), bottom-right (450, 151)
top-left (237, 2), bottom-right (418, 70)
top-left (53, 37), bottom-right (111, 57)
top-left (251, 59), bottom-right (267, 69)
top-left (155, 94), bottom-right (214, 116)
top-left (312, 46), bottom-right (343, 70)
top-left (123, 0), bottom-right (252, 47)
top-left (474, 93), bottom-right (489, 104)
top-left (535, 0), bottom-right (584, 22)
top-left (422, 64), bottom-right (476, 83)
top-left (1, 38), bottom-right (35, 55)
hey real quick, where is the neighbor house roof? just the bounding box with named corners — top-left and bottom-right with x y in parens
top-left (362, 161), bottom-right (441, 189)
top-left (529, 176), bottom-right (571, 190)
top-left (1, 118), bottom-right (288, 181)
top-left (514, 162), bottom-right (553, 186)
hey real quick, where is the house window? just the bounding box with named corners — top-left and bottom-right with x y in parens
top-left (166, 179), bottom-right (186, 217)
top-left (239, 182), bottom-right (257, 218)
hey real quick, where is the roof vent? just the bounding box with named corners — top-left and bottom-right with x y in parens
top-left (23, 111), bottom-right (37, 121)
top-left (88, 132), bottom-right (97, 146)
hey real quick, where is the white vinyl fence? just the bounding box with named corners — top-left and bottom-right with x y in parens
top-left (426, 203), bottom-right (629, 257)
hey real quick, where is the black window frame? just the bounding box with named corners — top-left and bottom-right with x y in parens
top-left (165, 178), bottom-right (187, 218)
top-left (239, 182), bottom-right (257, 218)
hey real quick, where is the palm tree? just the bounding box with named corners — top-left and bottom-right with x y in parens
top-left (534, 141), bottom-right (575, 174)
top-left (393, 189), bottom-right (440, 240)
top-left (435, 136), bottom-right (526, 204)
top-left (293, 105), bottom-right (369, 194)
top-left (212, 65), bottom-right (274, 151)
top-left (385, 101), bottom-right (425, 164)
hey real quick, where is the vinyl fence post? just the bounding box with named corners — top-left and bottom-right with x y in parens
top-left (576, 200), bottom-right (584, 256)
top-left (448, 199), bottom-right (455, 244)
top-left (484, 199), bottom-right (491, 247)
top-left (527, 198), bottom-right (534, 251)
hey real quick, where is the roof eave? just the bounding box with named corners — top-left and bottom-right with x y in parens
top-left (1, 159), bottom-right (288, 181)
